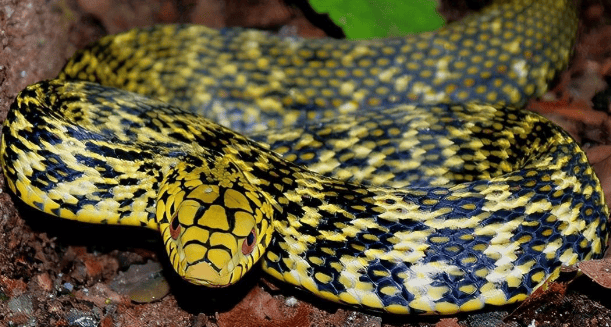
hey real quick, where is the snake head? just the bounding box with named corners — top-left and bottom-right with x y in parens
top-left (157, 161), bottom-right (275, 287)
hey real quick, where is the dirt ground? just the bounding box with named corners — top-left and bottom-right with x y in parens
top-left (3, 0), bottom-right (611, 326)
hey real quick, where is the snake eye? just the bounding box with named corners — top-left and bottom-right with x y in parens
top-left (241, 228), bottom-right (257, 255)
top-left (170, 213), bottom-right (181, 240)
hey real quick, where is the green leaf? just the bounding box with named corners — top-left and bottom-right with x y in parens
top-left (309, 0), bottom-right (444, 39)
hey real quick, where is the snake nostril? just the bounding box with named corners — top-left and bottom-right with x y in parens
top-left (242, 228), bottom-right (257, 255)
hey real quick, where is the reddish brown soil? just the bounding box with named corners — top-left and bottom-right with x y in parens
top-left (2, 1), bottom-right (611, 326)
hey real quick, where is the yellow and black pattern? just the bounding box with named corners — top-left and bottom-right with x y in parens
top-left (0, 0), bottom-right (608, 316)
top-left (248, 103), bottom-right (540, 188)
top-left (157, 161), bottom-right (277, 287)
top-left (2, 79), bottom-right (608, 314)
top-left (260, 102), bottom-right (608, 314)
top-left (59, 0), bottom-right (578, 134)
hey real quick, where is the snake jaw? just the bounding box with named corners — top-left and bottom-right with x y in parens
top-left (183, 261), bottom-right (233, 287)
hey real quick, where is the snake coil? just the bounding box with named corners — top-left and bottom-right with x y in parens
top-left (1, 0), bottom-right (608, 315)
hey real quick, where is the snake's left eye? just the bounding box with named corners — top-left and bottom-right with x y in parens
top-left (241, 228), bottom-right (257, 255)
top-left (170, 213), bottom-right (181, 240)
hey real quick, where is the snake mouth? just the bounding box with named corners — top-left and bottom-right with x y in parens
top-left (183, 261), bottom-right (233, 287)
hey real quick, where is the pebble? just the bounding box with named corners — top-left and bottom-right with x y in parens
top-left (7, 294), bottom-right (33, 315)
top-left (109, 261), bottom-right (170, 303)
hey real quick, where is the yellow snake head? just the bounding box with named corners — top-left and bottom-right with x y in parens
top-left (156, 160), bottom-right (275, 286)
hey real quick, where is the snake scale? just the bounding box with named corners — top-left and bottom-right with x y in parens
top-left (1, 0), bottom-right (609, 315)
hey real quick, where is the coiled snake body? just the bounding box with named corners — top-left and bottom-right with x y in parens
top-left (1, 0), bottom-right (608, 314)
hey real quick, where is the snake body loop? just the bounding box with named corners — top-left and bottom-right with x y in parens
top-left (59, 0), bottom-right (578, 135)
top-left (1, 0), bottom-right (608, 315)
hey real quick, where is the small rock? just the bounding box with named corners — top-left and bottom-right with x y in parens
top-left (63, 282), bottom-right (74, 292)
top-left (35, 273), bottom-right (54, 292)
top-left (109, 261), bottom-right (170, 303)
top-left (7, 294), bottom-right (33, 315)
top-left (75, 282), bottom-right (128, 308)
top-left (66, 308), bottom-right (98, 327)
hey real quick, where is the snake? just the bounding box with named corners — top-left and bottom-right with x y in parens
top-left (0, 0), bottom-right (608, 315)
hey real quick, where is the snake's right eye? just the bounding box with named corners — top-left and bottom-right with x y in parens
top-left (241, 228), bottom-right (257, 255)
top-left (170, 213), bottom-right (181, 240)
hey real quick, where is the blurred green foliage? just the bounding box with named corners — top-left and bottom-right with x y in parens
top-left (309, 0), bottom-right (444, 39)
